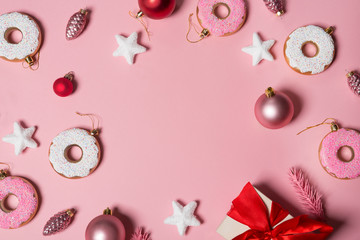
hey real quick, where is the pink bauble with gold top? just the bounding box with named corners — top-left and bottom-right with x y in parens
top-left (254, 87), bottom-right (294, 129)
top-left (85, 208), bottom-right (125, 240)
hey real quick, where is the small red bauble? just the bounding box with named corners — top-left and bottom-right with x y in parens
top-left (138, 0), bottom-right (176, 19)
top-left (53, 72), bottom-right (74, 97)
top-left (254, 87), bottom-right (294, 129)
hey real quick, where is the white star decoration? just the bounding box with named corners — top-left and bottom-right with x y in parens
top-left (113, 32), bottom-right (146, 65)
top-left (242, 32), bottom-right (275, 66)
top-left (2, 122), bottom-right (38, 155)
top-left (164, 200), bottom-right (200, 236)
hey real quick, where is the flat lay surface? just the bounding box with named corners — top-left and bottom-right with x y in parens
top-left (0, 0), bottom-right (360, 239)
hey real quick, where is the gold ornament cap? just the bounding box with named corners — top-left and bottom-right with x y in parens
top-left (64, 72), bottom-right (74, 81)
top-left (325, 26), bottom-right (334, 35)
top-left (103, 208), bottom-right (112, 215)
top-left (276, 10), bottom-right (284, 16)
top-left (330, 122), bottom-right (339, 132)
top-left (25, 56), bottom-right (35, 66)
top-left (66, 209), bottom-right (76, 217)
top-left (347, 72), bottom-right (354, 78)
top-left (80, 9), bottom-right (88, 15)
top-left (136, 10), bottom-right (144, 18)
top-left (91, 129), bottom-right (99, 136)
top-left (265, 87), bottom-right (276, 98)
top-left (0, 169), bottom-right (7, 180)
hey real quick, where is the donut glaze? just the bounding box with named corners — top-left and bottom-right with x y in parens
top-left (197, 0), bottom-right (246, 37)
top-left (0, 176), bottom-right (38, 229)
top-left (0, 12), bottom-right (41, 61)
top-left (319, 129), bottom-right (360, 179)
top-left (49, 128), bottom-right (100, 179)
top-left (284, 25), bottom-right (334, 74)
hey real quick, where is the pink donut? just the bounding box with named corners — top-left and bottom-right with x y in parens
top-left (196, 0), bottom-right (246, 37)
top-left (319, 128), bottom-right (360, 179)
top-left (0, 176), bottom-right (39, 229)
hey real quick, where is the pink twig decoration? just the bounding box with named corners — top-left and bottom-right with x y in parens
top-left (289, 167), bottom-right (325, 220)
top-left (131, 227), bottom-right (151, 240)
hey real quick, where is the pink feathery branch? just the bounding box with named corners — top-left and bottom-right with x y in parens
top-left (131, 227), bottom-right (151, 240)
top-left (289, 167), bottom-right (325, 220)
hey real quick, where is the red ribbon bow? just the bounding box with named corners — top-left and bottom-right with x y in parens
top-left (228, 183), bottom-right (333, 240)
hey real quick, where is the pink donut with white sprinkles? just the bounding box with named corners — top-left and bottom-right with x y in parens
top-left (0, 176), bottom-right (38, 229)
top-left (197, 0), bottom-right (246, 37)
top-left (319, 128), bottom-right (360, 179)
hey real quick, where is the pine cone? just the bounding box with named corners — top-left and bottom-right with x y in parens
top-left (43, 209), bottom-right (75, 236)
top-left (347, 72), bottom-right (360, 96)
top-left (66, 9), bottom-right (88, 40)
top-left (263, 0), bottom-right (285, 16)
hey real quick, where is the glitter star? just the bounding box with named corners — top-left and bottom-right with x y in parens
top-left (113, 32), bottom-right (146, 65)
top-left (2, 122), bottom-right (38, 155)
top-left (164, 201), bottom-right (200, 236)
top-left (242, 32), bottom-right (275, 66)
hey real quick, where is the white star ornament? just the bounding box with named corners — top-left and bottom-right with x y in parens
top-left (164, 200), bottom-right (201, 236)
top-left (2, 122), bottom-right (38, 155)
top-left (113, 32), bottom-right (146, 65)
top-left (242, 32), bottom-right (275, 66)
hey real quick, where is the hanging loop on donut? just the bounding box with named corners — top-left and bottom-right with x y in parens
top-left (22, 51), bottom-right (40, 71)
top-left (129, 11), bottom-right (151, 40)
top-left (186, 13), bottom-right (210, 43)
top-left (297, 118), bottom-right (338, 135)
top-left (75, 112), bottom-right (100, 136)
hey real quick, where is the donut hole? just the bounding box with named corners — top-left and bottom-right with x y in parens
top-left (65, 145), bottom-right (83, 163)
top-left (301, 41), bottom-right (319, 58)
top-left (4, 28), bottom-right (23, 44)
top-left (213, 3), bottom-right (230, 19)
top-left (337, 146), bottom-right (355, 162)
top-left (1, 194), bottom-right (19, 213)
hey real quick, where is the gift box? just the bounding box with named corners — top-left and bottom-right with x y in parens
top-left (217, 182), bottom-right (333, 240)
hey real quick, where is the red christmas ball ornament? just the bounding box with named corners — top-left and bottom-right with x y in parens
top-left (85, 208), bottom-right (126, 240)
top-left (254, 87), bottom-right (294, 129)
top-left (53, 72), bottom-right (74, 97)
top-left (138, 0), bottom-right (176, 19)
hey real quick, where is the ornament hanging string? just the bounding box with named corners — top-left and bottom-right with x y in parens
top-left (75, 112), bottom-right (100, 136)
top-left (297, 118), bottom-right (337, 135)
top-left (186, 14), bottom-right (209, 43)
top-left (0, 162), bottom-right (10, 171)
top-left (22, 51), bottom-right (40, 71)
top-left (129, 11), bottom-right (151, 40)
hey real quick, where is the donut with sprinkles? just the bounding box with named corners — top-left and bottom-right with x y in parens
top-left (49, 128), bottom-right (101, 179)
top-left (0, 12), bottom-right (41, 63)
top-left (196, 0), bottom-right (247, 37)
top-left (284, 25), bottom-right (335, 75)
top-left (0, 176), bottom-right (39, 229)
top-left (319, 128), bottom-right (360, 179)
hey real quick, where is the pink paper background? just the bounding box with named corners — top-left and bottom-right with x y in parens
top-left (1, 0), bottom-right (360, 239)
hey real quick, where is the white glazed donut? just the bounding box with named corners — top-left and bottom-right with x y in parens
top-left (284, 25), bottom-right (334, 75)
top-left (49, 128), bottom-right (100, 179)
top-left (0, 12), bottom-right (41, 61)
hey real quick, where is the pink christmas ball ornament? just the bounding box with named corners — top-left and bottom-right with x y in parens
top-left (254, 87), bottom-right (294, 129)
top-left (85, 208), bottom-right (126, 240)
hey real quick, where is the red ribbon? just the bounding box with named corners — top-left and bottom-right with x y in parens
top-left (227, 183), bottom-right (333, 240)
